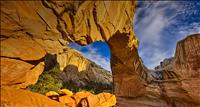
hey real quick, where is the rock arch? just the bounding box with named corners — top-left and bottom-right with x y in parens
top-left (108, 31), bottom-right (150, 97)
top-left (1, 0), bottom-right (152, 97)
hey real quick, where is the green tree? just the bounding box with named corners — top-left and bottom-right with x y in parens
top-left (27, 64), bottom-right (62, 94)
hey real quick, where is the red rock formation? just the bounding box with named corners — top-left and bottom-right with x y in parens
top-left (1, 58), bottom-right (44, 88)
top-left (1, 86), bottom-right (67, 107)
top-left (151, 34), bottom-right (200, 107)
top-left (174, 34), bottom-right (200, 78)
top-left (173, 34), bottom-right (200, 105)
top-left (1, 1), bottom-right (147, 101)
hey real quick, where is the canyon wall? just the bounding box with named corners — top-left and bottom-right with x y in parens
top-left (173, 34), bottom-right (200, 105)
top-left (1, 1), bottom-right (148, 106)
top-left (149, 34), bottom-right (200, 107)
top-left (174, 34), bottom-right (200, 78)
top-left (1, 1), bottom-right (144, 92)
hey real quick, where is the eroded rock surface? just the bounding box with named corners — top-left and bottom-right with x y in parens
top-left (57, 47), bottom-right (90, 71)
top-left (147, 34), bottom-right (200, 107)
top-left (1, 86), bottom-right (66, 107)
top-left (1, 58), bottom-right (44, 88)
top-left (173, 34), bottom-right (200, 105)
top-left (174, 34), bottom-right (200, 79)
top-left (1, 0), bottom-right (144, 98)
top-left (45, 89), bottom-right (117, 107)
top-left (1, 0), bottom-right (199, 107)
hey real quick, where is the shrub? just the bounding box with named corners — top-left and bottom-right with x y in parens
top-left (27, 64), bottom-right (63, 94)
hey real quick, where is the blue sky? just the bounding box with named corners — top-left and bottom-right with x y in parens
top-left (69, 1), bottom-right (200, 71)
top-left (69, 42), bottom-right (111, 71)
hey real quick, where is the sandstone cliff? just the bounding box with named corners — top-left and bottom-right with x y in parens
top-left (1, 0), bottom-right (143, 94)
top-left (173, 34), bottom-right (200, 105)
top-left (148, 34), bottom-right (200, 107)
top-left (57, 47), bottom-right (90, 71)
top-left (174, 34), bottom-right (200, 78)
top-left (1, 1), bottom-right (143, 106)
top-left (152, 57), bottom-right (176, 80)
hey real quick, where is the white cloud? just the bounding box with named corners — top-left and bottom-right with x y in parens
top-left (135, 1), bottom-right (176, 69)
top-left (135, 1), bottom-right (179, 46)
top-left (139, 47), bottom-right (169, 69)
top-left (134, 1), bottom-right (200, 69)
top-left (177, 22), bottom-right (200, 40)
top-left (81, 45), bottom-right (111, 71)
top-left (69, 43), bottom-right (111, 71)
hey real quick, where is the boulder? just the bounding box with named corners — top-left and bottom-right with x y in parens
top-left (45, 91), bottom-right (59, 97)
top-left (1, 58), bottom-right (33, 86)
top-left (1, 58), bottom-right (44, 88)
top-left (72, 91), bottom-right (93, 105)
top-left (59, 95), bottom-right (76, 107)
top-left (1, 86), bottom-right (66, 107)
top-left (59, 89), bottom-right (74, 97)
top-left (81, 92), bottom-right (116, 107)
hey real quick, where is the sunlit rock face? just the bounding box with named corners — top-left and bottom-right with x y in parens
top-left (1, 86), bottom-right (66, 107)
top-left (1, 58), bottom-right (44, 89)
top-left (173, 34), bottom-right (200, 104)
top-left (57, 47), bottom-right (112, 92)
top-left (174, 34), bottom-right (200, 79)
top-left (1, 1), bottom-right (146, 106)
top-left (148, 34), bottom-right (200, 107)
top-left (57, 47), bottom-right (90, 71)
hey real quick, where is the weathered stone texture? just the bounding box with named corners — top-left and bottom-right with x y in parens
top-left (1, 0), bottom-right (143, 98)
top-left (174, 34), bottom-right (200, 78)
top-left (1, 0), bottom-right (199, 107)
top-left (1, 86), bottom-right (67, 107)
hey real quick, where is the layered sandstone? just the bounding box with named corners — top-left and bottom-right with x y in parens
top-left (1, 0), bottom-right (146, 99)
top-left (57, 47), bottom-right (90, 71)
top-left (148, 34), bottom-right (200, 107)
top-left (0, 58), bottom-right (44, 88)
top-left (173, 34), bottom-right (200, 104)
top-left (1, 1), bottom-right (145, 106)
top-left (174, 34), bottom-right (200, 79)
top-left (1, 86), bottom-right (66, 107)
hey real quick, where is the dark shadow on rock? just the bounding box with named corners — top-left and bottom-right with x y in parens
top-left (44, 54), bottom-right (58, 71)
